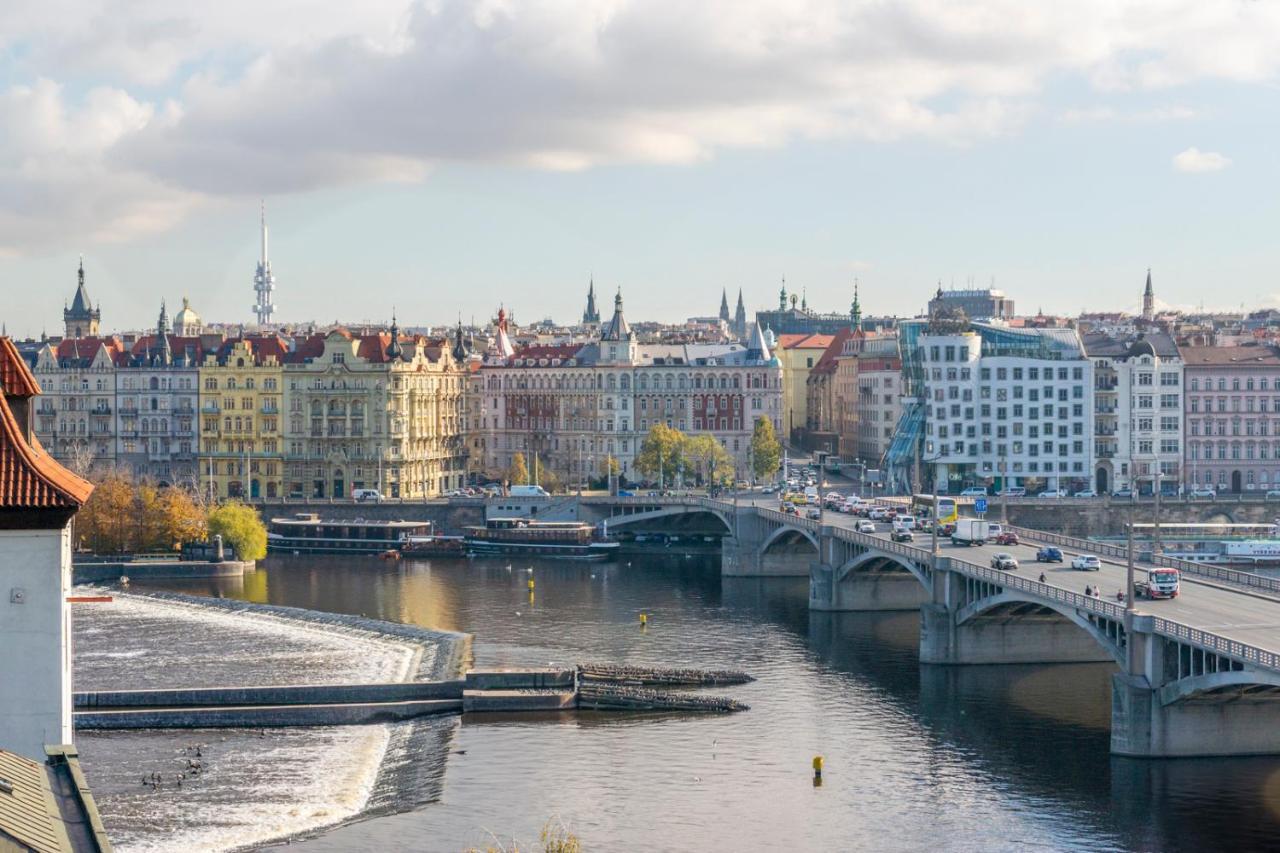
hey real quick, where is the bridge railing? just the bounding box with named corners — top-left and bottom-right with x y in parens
top-left (1150, 617), bottom-right (1280, 671)
top-left (1003, 525), bottom-right (1280, 597)
top-left (828, 524), bottom-right (924, 563)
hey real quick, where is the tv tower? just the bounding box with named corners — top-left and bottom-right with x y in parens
top-left (253, 202), bottom-right (277, 325)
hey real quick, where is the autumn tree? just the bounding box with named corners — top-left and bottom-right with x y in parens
top-left (750, 416), bottom-right (782, 482)
top-left (507, 452), bottom-right (530, 486)
top-left (633, 423), bottom-right (685, 485)
top-left (207, 500), bottom-right (268, 561)
top-left (684, 434), bottom-right (735, 488)
top-left (77, 472), bottom-right (135, 553)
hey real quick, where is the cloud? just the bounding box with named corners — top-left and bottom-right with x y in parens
top-left (1058, 104), bottom-right (1197, 123)
top-left (1, 0), bottom-right (1279, 251)
top-left (1172, 146), bottom-right (1231, 173)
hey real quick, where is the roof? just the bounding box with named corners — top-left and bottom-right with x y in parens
top-left (1081, 330), bottom-right (1181, 359)
top-left (811, 328), bottom-right (857, 376)
top-left (1180, 344), bottom-right (1280, 367)
top-left (0, 746), bottom-right (111, 853)
top-left (0, 338), bottom-right (41, 397)
top-left (778, 333), bottom-right (834, 350)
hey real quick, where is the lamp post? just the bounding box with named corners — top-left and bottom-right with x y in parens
top-left (922, 442), bottom-right (944, 567)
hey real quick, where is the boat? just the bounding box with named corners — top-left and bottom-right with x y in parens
top-left (463, 518), bottom-right (620, 560)
top-left (267, 513), bottom-right (435, 555)
top-left (401, 535), bottom-right (467, 557)
top-left (1163, 539), bottom-right (1280, 566)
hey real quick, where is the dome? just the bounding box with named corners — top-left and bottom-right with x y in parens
top-left (1126, 336), bottom-right (1157, 359)
top-left (173, 297), bottom-right (202, 335)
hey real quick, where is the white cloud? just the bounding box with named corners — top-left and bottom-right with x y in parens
top-left (0, 0), bottom-right (1279, 251)
top-left (1172, 146), bottom-right (1232, 173)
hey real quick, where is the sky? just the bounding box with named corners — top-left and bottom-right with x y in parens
top-left (1, 0), bottom-right (1279, 337)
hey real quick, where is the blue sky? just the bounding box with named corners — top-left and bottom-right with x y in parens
top-left (1, 1), bottom-right (1278, 337)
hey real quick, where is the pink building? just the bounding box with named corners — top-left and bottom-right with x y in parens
top-left (1183, 344), bottom-right (1280, 494)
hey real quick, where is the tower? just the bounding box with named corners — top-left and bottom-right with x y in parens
top-left (253, 203), bottom-right (277, 325)
top-left (156, 300), bottom-right (173, 366)
top-left (386, 311), bottom-right (403, 361)
top-left (1142, 268), bottom-right (1154, 322)
top-left (734, 288), bottom-right (747, 339)
top-left (850, 281), bottom-right (862, 330)
top-left (779, 277), bottom-right (787, 311)
top-left (582, 277), bottom-right (600, 325)
top-left (719, 288), bottom-right (731, 323)
top-left (63, 257), bottom-right (100, 339)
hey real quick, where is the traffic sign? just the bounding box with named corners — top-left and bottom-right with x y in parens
top-left (974, 498), bottom-right (988, 514)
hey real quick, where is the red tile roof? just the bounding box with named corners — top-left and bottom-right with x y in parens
top-left (0, 339), bottom-right (93, 511)
top-left (778, 333), bottom-right (835, 350)
top-left (0, 338), bottom-right (40, 397)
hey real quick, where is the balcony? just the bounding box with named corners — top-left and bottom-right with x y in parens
top-left (201, 405), bottom-right (221, 414)
top-left (1094, 427), bottom-right (1116, 436)
top-left (1095, 450), bottom-right (1115, 459)
top-left (90, 406), bottom-right (112, 416)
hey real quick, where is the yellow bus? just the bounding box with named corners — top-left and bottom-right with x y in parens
top-left (912, 494), bottom-right (958, 525)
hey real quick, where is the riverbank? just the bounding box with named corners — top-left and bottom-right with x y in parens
top-left (72, 587), bottom-right (469, 853)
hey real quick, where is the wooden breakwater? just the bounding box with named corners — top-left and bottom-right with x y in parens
top-left (578, 663), bottom-right (755, 687)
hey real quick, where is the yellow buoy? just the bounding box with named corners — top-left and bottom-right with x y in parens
top-left (812, 755), bottom-right (823, 779)
top-left (527, 578), bottom-right (535, 591)
top-left (639, 612), bottom-right (648, 627)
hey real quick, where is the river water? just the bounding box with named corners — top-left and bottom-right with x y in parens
top-left (93, 553), bottom-right (1280, 852)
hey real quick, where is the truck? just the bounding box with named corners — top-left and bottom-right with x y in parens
top-left (1135, 567), bottom-right (1180, 599)
top-left (951, 518), bottom-right (1001, 547)
top-left (508, 485), bottom-right (550, 497)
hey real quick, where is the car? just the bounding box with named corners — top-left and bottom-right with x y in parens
top-left (1112, 488), bottom-right (1134, 498)
top-left (891, 528), bottom-right (914, 543)
top-left (1189, 487), bottom-right (1217, 499)
top-left (960, 487), bottom-right (988, 497)
top-left (806, 508), bottom-right (822, 520)
top-left (762, 485), bottom-right (779, 494)
top-left (869, 507), bottom-right (888, 521)
top-left (857, 521), bottom-right (876, 534)
top-left (1036, 546), bottom-right (1064, 563)
top-left (781, 502), bottom-right (798, 515)
top-left (895, 515), bottom-right (917, 530)
top-left (991, 552), bottom-right (1019, 571)
top-left (1072, 554), bottom-right (1102, 571)
top-left (999, 487), bottom-right (1026, 497)
top-left (1073, 490), bottom-right (1097, 498)
top-left (1038, 489), bottom-right (1066, 498)
top-left (994, 531), bottom-right (1019, 546)
top-left (1267, 490), bottom-right (1280, 499)
top-left (352, 488), bottom-right (384, 502)
top-left (616, 489), bottom-right (635, 497)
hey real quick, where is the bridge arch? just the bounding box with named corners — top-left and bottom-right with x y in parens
top-left (1157, 668), bottom-right (1280, 705)
top-left (759, 524), bottom-right (819, 555)
top-left (603, 506), bottom-right (732, 534)
top-left (835, 550), bottom-right (931, 590)
top-left (954, 591), bottom-right (1125, 665)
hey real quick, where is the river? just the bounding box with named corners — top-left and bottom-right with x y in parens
top-left (105, 553), bottom-right (1280, 851)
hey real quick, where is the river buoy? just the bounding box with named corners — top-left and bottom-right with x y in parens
top-left (640, 612), bottom-right (648, 627)
top-left (812, 755), bottom-right (823, 781)
top-left (527, 578), bottom-right (535, 591)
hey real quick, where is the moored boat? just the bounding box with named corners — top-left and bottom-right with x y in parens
top-left (267, 513), bottom-right (434, 554)
top-left (463, 518), bottom-right (619, 560)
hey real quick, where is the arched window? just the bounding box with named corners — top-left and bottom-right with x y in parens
top-left (149, 377), bottom-right (159, 390)
top-left (620, 375), bottom-right (630, 390)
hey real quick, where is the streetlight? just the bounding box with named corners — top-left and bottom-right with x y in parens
top-left (922, 441), bottom-right (944, 566)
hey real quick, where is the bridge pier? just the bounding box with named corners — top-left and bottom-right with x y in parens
top-left (1111, 620), bottom-right (1280, 757)
top-left (809, 562), bottom-right (928, 611)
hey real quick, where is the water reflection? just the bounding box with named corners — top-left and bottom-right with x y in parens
top-left (140, 555), bottom-right (1280, 852)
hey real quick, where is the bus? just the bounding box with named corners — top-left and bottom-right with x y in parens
top-left (912, 494), bottom-right (958, 525)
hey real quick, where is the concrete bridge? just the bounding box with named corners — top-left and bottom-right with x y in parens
top-left (586, 494), bottom-right (1280, 758)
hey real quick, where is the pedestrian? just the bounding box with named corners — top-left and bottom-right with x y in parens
top-left (1085, 584), bottom-right (1093, 597)
top-left (1038, 572), bottom-right (1046, 583)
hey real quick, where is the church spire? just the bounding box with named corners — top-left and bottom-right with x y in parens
top-left (850, 280), bottom-right (862, 329)
top-left (1142, 268), bottom-right (1155, 321)
top-left (779, 276), bottom-right (787, 310)
top-left (719, 288), bottom-right (731, 322)
top-left (157, 300), bottom-right (173, 366)
top-left (386, 310), bottom-right (403, 360)
top-left (582, 275), bottom-right (600, 324)
top-left (734, 288), bottom-right (747, 339)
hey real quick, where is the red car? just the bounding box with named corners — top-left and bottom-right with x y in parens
top-left (995, 532), bottom-right (1019, 546)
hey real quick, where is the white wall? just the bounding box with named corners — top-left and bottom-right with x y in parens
top-left (0, 527), bottom-right (72, 760)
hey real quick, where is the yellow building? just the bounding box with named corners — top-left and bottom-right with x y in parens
top-left (198, 336), bottom-right (286, 499)
top-left (777, 333), bottom-right (834, 445)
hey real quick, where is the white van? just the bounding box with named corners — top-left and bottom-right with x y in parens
top-left (508, 485), bottom-right (551, 497)
top-left (352, 488), bottom-right (384, 503)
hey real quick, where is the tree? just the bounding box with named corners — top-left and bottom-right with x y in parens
top-left (77, 472), bottom-right (135, 553)
top-left (207, 501), bottom-right (268, 561)
top-left (751, 416), bottom-right (782, 481)
top-left (507, 452), bottom-right (530, 486)
top-left (534, 457), bottom-right (564, 494)
top-left (157, 487), bottom-right (208, 549)
top-left (633, 423), bottom-right (684, 485)
top-left (684, 434), bottom-right (735, 488)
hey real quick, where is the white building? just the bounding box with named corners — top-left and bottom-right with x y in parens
top-left (853, 335), bottom-right (902, 466)
top-left (919, 324), bottom-right (1094, 494)
top-left (0, 337), bottom-right (93, 761)
top-left (468, 292), bottom-right (783, 484)
top-left (1083, 331), bottom-right (1184, 495)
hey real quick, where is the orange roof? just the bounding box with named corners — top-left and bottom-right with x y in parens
top-left (778, 333), bottom-right (835, 350)
top-left (0, 338), bottom-right (93, 511)
top-left (0, 338), bottom-right (40, 397)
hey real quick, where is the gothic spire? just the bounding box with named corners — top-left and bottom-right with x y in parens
top-left (1142, 268), bottom-right (1155, 321)
top-left (719, 287), bottom-right (731, 322)
top-left (157, 299), bottom-right (173, 366)
top-left (851, 280), bottom-right (862, 329)
top-left (452, 316), bottom-right (468, 363)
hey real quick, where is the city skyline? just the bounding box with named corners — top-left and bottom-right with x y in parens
top-left (2, 1), bottom-right (1280, 333)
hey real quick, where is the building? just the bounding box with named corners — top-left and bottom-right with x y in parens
top-left (755, 279), bottom-right (867, 336)
top-left (198, 336), bottom-right (287, 499)
top-left (733, 289), bottom-right (747, 341)
top-left (31, 339), bottom-right (123, 475)
top-left (1083, 330), bottom-right (1184, 495)
top-left (852, 335), bottom-right (901, 467)
top-left (918, 323), bottom-right (1094, 494)
top-left (282, 322), bottom-right (466, 499)
top-left (801, 326), bottom-right (858, 458)
top-left (468, 291), bottom-right (783, 485)
top-left (582, 278), bottom-right (600, 325)
top-left (173, 298), bottom-right (203, 336)
top-left (777, 332), bottom-right (834, 444)
top-left (718, 289), bottom-right (731, 325)
top-left (927, 286), bottom-right (1015, 321)
top-left (63, 260), bottom-right (100, 339)
top-left (1182, 344), bottom-right (1280, 494)
top-left (0, 337), bottom-right (94, 762)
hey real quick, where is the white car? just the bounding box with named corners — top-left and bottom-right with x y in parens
top-left (869, 507), bottom-right (888, 521)
top-left (856, 521), bottom-right (876, 534)
top-left (960, 487), bottom-right (988, 497)
top-left (1189, 487), bottom-right (1217, 498)
top-left (1071, 554), bottom-right (1102, 571)
top-left (1267, 490), bottom-right (1280, 499)
top-left (1073, 490), bottom-right (1097, 498)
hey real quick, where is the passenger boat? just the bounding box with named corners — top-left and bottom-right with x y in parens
top-left (267, 513), bottom-right (434, 554)
top-left (463, 518), bottom-right (619, 560)
top-left (401, 535), bottom-right (467, 557)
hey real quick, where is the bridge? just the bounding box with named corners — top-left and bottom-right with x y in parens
top-left (580, 493), bottom-right (1280, 758)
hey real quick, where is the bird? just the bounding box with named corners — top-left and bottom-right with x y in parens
top-left (515, 611), bottom-right (522, 616)
top-left (452, 749), bottom-right (468, 756)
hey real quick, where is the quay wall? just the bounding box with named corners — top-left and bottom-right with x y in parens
top-left (72, 560), bottom-right (251, 584)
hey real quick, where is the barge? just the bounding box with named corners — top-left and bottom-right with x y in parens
top-left (267, 513), bottom-right (434, 554)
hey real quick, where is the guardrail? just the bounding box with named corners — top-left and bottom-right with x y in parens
top-left (1151, 617), bottom-right (1280, 671)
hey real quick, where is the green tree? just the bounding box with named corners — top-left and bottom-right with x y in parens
top-left (507, 452), bottom-right (530, 486)
top-left (207, 500), bottom-right (268, 561)
top-left (750, 416), bottom-right (782, 482)
top-left (633, 423), bottom-right (685, 485)
top-left (684, 434), bottom-right (735, 488)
